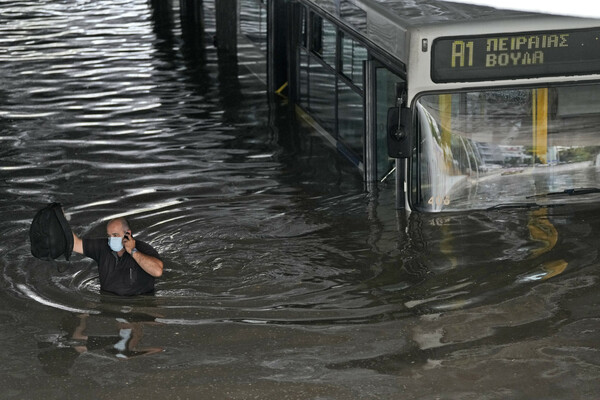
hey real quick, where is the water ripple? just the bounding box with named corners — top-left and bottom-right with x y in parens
top-left (1, 1), bottom-right (600, 395)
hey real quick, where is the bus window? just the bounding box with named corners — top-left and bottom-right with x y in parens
top-left (297, 4), bottom-right (308, 49)
top-left (310, 13), bottom-right (336, 68)
top-left (340, 32), bottom-right (367, 89)
top-left (338, 81), bottom-right (363, 158)
top-left (308, 59), bottom-right (336, 133)
top-left (412, 84), bottom-right (600, 211)
top-left (557, 86), bottom-right (600, 117)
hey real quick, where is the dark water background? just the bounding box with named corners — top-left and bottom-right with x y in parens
top-left (1, 0), bottom-right (599, 398)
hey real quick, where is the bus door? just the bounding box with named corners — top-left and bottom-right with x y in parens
top-left (366, 61), bottom-right (406, 205)
top-left (366, 61), bottom-right (405, 181)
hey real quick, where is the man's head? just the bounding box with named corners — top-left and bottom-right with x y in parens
top-left (106, 217), bottom-right (131, 239)
top-left (106, 217), bottom-right (132, 253)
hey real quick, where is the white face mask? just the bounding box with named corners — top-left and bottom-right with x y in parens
top-left (108, 236), bottom-right (124, 252)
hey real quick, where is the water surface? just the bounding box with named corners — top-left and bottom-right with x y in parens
top-left (1, 1), bottom-right (599, 399)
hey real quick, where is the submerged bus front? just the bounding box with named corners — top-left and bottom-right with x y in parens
top-left (403, 17), bottom-right (600, 212)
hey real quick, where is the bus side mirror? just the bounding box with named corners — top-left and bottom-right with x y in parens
top-left (387, 107), bottom-right (412, 158)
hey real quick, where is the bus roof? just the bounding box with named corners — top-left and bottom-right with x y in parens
top-left (441, 0), bottom-right (600, 19)
top-left (310, 0), bottom-right (536, 27)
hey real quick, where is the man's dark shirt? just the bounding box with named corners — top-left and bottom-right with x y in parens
top-left (83, 238), bottom-right (160, 296)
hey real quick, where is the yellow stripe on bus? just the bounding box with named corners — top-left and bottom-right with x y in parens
top-left (533, 88), bottom-right (548, 164)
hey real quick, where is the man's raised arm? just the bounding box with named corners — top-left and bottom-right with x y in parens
top-left (73, 233), bottom-right (83, 255)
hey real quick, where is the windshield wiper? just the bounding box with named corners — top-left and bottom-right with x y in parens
top-left (526, 187), bottom-right (600, 199)
top-left (486, 202), bottom-right (542, 210)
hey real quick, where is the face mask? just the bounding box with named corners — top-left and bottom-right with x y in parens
top-left (108, 236), bottom-right (124, 252)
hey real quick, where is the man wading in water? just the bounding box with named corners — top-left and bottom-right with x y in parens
top-left (72, 217), bottom-right (163, 296)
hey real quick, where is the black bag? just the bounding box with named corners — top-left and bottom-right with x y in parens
top-left (30, 203), bottom-right (73, 261)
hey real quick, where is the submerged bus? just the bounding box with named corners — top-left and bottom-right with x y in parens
top-left (240, 0), bottom-right (600, 212)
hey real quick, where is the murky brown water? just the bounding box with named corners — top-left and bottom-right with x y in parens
top-left (1, 1), bottom-right (599, 399)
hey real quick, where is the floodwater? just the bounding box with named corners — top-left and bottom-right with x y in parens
top-left (1, 1), bottom-right (599, 399)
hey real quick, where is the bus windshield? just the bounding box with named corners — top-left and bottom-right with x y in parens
top-left (412, 83), bottom-right (600, 211)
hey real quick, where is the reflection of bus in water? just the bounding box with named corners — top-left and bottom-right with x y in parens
top-left (240, 0), bottom-right (600, 212)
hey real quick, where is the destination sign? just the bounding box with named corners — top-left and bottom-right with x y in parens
top-left (431, 28), bottom-right (600, 83)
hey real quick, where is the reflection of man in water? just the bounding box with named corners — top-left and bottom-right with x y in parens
top-left (70, 314), bottom-right (163, 359)
top-left (72, 217), bottom-right (163, 296)
top-left (38, 314), bottom-right (163, 376)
